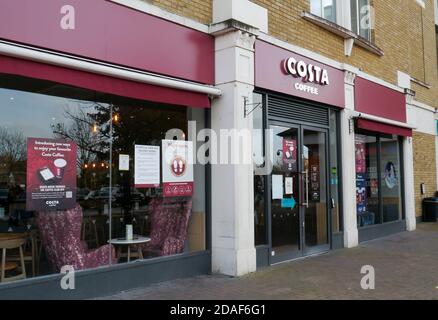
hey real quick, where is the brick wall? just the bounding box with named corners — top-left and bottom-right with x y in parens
top-left (141, 0), bottom-right (212, 24)
top-left (413, 131), bottom-right (438, 217)
top-left (148, 0), bottom-right (438, 109)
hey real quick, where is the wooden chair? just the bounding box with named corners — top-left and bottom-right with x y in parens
top-left (7, 230), bottom-right (38, 277)
top-left (0, 236), bottom-right (27, 283)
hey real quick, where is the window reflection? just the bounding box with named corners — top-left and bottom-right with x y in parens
top-left (380, 136), bottom-right (402, 223)
top-left (0, 76), bottom-right (206, 284)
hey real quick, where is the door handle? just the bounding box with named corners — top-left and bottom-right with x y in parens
top-left (301, 171), bottom-right (309, 208)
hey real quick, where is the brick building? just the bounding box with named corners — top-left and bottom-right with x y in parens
top-left (0, 0), bottom-right (437, 298)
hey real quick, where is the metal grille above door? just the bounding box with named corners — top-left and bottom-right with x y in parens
top-left (267, 94), bottom-right (330, 127)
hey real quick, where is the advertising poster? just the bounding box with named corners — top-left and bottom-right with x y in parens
top-left (162, 140), bottom-right (194, 197)
top-left (134, 145), bottom-right (160, 188)
top-left (356, 173), bottom-right (367, 213)
top-left (355, 136), bottom-right (366, 174)
top-left (282, 138), bottom-right (297, 172)
top-left (26, 138), bottom-right (77, 211)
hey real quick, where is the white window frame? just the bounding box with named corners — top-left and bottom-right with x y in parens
top-left (434, 0), bottom-right (438, 26)
top-left (350, 0), bottom-right (372, 41)
top-left (310, 0), bottom-right (338, 23)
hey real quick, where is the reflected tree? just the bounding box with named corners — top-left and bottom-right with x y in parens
top-left (0, 127), bottom-right (26, 184)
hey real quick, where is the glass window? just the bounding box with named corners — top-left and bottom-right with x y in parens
top-left (380, 136), bottom-right (402, 223)
top-left (355, 131), bottom-right (404, 228)
top-left (311, 0), bottom-right (337, 23)
top-left (351, 0), bottom-right (371, 40)
top-left (355, 133), bottom-right (379, 227)
top-left (253, 93), bottom-right (266, 246)
top-left (0, 75), bottom-right (206, 284)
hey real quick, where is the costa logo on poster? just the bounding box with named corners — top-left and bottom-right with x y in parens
top-left (283, 57), bottom-right (330, 95)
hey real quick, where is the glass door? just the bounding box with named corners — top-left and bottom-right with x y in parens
top-left (269, 124), bottom-right (330, 264)
top-left (269, 125), bottom-right (301, 263)
top-left (302, 127), bottom-right (330, 254)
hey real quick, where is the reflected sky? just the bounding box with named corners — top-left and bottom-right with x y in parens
top-left (0, 88), bottom-right (98, 138)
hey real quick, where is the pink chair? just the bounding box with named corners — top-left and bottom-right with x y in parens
top-left (141, 197), bottom-right (193, 258)
top-left (37, 204), bottom-right (116, 272)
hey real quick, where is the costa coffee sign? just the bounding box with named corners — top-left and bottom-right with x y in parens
top-left (283, 57), bottom-right (330, 95)
top-left (255, 40), bottom-right (345, 108)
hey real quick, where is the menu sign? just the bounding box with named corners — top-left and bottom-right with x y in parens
top-left (162, 140), bottom-right (194, 197)
top-left (26, 138), bottom-right (77, 211)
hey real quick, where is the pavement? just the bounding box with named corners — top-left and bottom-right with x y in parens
top-left (97, 222), bottom-right (438, 300)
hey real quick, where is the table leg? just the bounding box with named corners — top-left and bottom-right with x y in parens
top-left (138, 247), bottom-right (143, 260)
top-left (127, 245), bottom-right (131, 263)
top-left (31, 234), bottom-right (36, 277)
top-left (117, 246), bottom-right (122, 262)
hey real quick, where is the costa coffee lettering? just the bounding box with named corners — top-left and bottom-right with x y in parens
top-left (284, 57), bottom-right (330, 86)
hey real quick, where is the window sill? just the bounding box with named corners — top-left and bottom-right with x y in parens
top-left (301, 11), bottom-right (384, 57)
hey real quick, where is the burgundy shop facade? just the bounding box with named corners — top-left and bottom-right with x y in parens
top-left (0, 0), bottom-right (218, 299)
top-left (253, 40), bottom-right (346, 267)
top-left (353, 77), bottom-right (412, 243)
top-left (252, 40), bottom-right (412, 268)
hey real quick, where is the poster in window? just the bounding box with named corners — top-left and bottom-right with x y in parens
top-left (355, 137), bottom-right (366, 174)
top-left (282, 138), bottom-right (297, 172)
top-left (356, 173), bottom-right (367, 213)
top-left (383, 161), bottom-right (398, 189)
top-left (134, 145), bottom-right (160, 188)
top-left (26, 138), bottom-right (77, 211)
top-left (162, 140), bottom-right (194, 197)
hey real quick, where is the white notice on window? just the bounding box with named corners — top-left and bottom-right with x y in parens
top-left (285, 177), bottom-right (293, 195)
top-left (272, 175), bottom-right (283, 200)
top-left (119, 154), bottom-right (130, 171)
top-left (134, 145), bottom-right (160, 188)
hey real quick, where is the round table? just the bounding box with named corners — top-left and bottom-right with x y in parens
top-left (0, 232), bottom-right (27, 241)
top-left (108, 236), bottom-right (151, 262)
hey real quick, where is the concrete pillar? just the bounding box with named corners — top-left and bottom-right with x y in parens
top-left (210, 0), bottom-right (267, 276)
top-left (404, 92), bottom-right (416, 231)
top-left (341, 68), bottom-right (359, 248)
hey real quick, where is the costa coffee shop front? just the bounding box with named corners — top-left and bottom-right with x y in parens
top-left (252, 38), bottom-right (415, 267)
top-left (0, 0), bottom-right (220, 299)
top-left (0, 0), bottom-right (417, 298)
top-left (253, 40), bottom-right (346, 266)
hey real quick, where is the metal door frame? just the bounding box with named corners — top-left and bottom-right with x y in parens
top-left (267, 120), bottom-right (331, 265)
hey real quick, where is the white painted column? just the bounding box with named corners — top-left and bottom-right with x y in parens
top-left (210, 29), bottom-right (257, 276)
top-left (209, 0), bottom-right (267, 277)
top-left (403, 135), bottom-right (416, 231)
top-left (341, 69), bottom-right (359, 248)
top-left (404, 93), bottom-right (417, 231)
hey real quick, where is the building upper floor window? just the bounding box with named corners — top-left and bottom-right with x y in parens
top-left (350, 0), bottom-right (371, 40)
top-left (310, 0), bottom-right (337, 23)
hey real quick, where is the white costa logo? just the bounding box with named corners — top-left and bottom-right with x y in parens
top-left (283, 57), bottom-right (330, 86)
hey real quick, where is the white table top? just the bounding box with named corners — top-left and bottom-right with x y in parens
top-left (108, 236), bottom-right (151, 245)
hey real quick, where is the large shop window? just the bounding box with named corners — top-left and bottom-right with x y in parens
top-left (355, 131), bottom-right (403, 228)
top-left (0, 75), bottom-right (206, 284)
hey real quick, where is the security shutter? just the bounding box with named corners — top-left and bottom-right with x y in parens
top-left (267, 94), bottom-right (330, 127)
